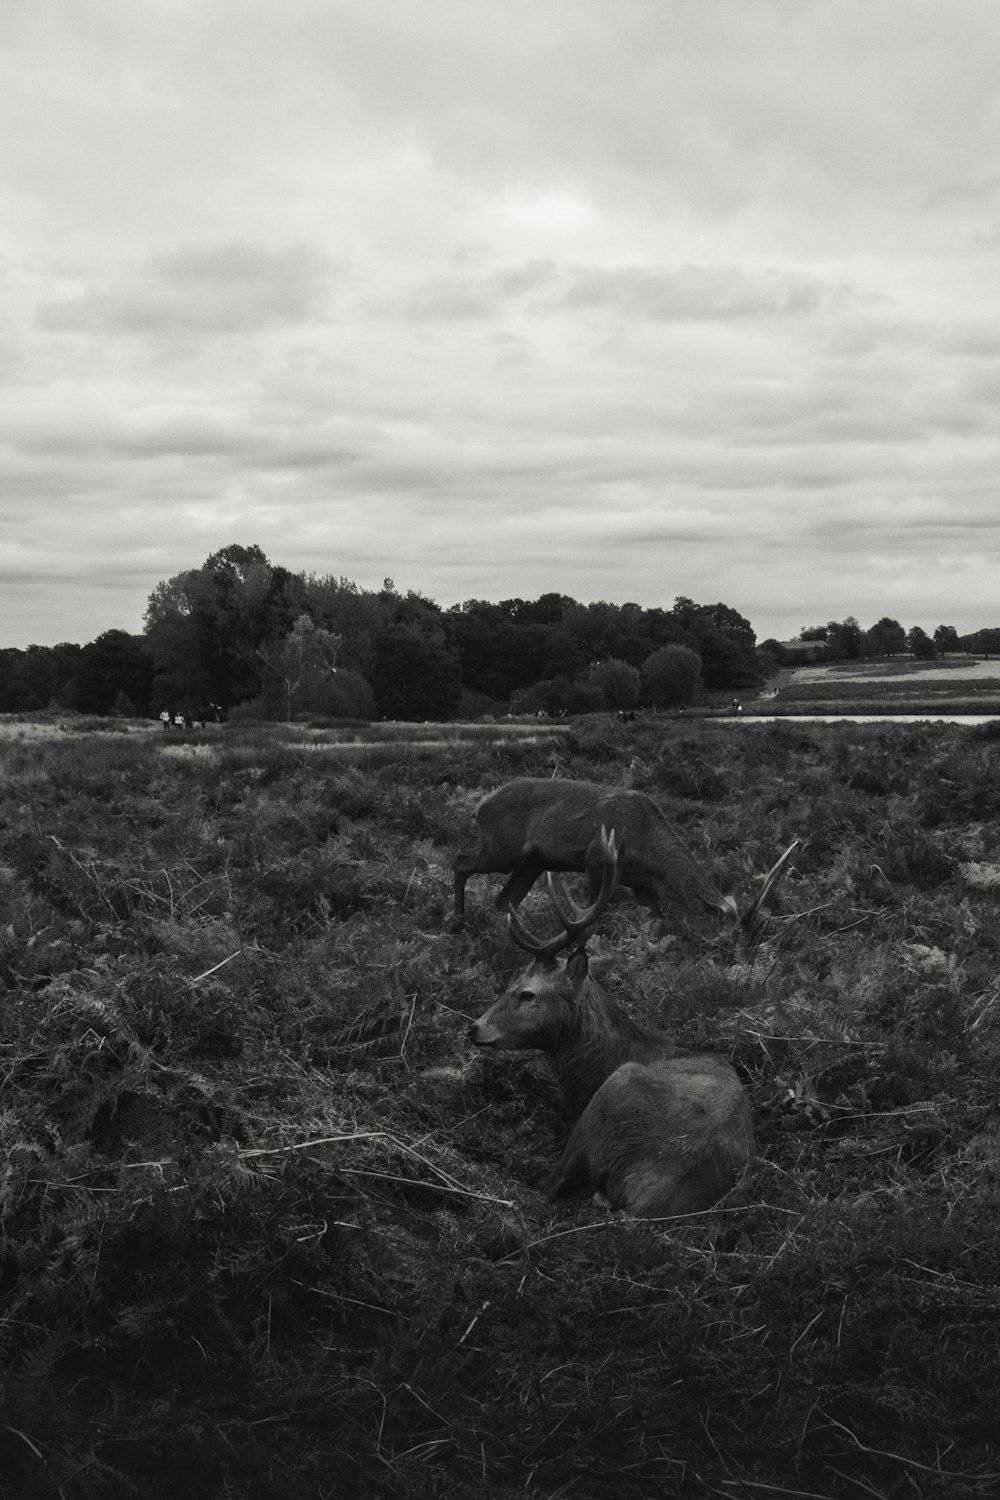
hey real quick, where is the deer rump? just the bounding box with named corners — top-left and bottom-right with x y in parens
top-left (455, 777), bottom-right (728, 923)
top-left (542, 1053), bottom-right (755, 1217)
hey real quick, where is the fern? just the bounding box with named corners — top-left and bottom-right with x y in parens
top-left (959, 860), bottom-right (1000, 893)
top-left (7, 1334), bottom-right (68, 1430)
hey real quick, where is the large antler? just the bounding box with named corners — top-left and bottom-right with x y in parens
top-left (507, 826), bottom-right (623, 960)
top-left (740, 838), bottom-right (800, 932)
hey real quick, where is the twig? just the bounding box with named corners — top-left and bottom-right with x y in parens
top-left (398, 992), bottom-right (417, 1065)
top-left (714, 1481), bottom-right (840, 1499)
top-left (819, 1410), bottom-right (997, 1481)
top-left (187, 949), bottom-right (243, 987)
top-left (240, 1130), bottom-right (515, 1208)
top-left (1, 1427), bottom-right (67, 1500)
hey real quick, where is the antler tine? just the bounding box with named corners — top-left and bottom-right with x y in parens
top-left (507, 827), bottom-right (623, 961)
top-left (544, 826), bottom-right (622, 943)
top-left (507, 904), bottom-right (572, 961)
top-left (741, 838), bottom-right (800, 929)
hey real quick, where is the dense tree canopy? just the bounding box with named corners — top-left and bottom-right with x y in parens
top-left (75, 631), bottom-right (155, 715)
top-left (372, 623), bottom-right (463, 721)
top-left (7, 539), bottom-right (1000, 721)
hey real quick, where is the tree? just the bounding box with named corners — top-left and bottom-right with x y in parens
top-left (671, 599), bottom-right (760, 687)
top-left (673, 598), bottom-right (757, 652)
top-left (508, 593), bottom-right (577, 626)
top-left (586, 658), bottom-right (641, 711)
top-left (446, 600), bottom-right (543, 701)
top-left (256, 615), bottom-right (344, 721)
top-left (372, 624), bottom-right (463, 721)
top-left (825, 617), bottom-right (864, 660)
top-left (144, 544), bottom-right (306, 708)
top-left (0, 644), bottom-right (84, 711)
top-left (976, 628), bottom-right (1000, 657)
top-left (868, 617), bottom-right (907, 657)
top-left (640, 645), bottom-right (703, 707)
top-left (75, 631), bottom-right (155, 715)
top-left (907, 625), bottom-right (936, 660)
top-left (685, 620), bottom-right (759, 688)
top-left (933, 624), bottom-right (960, 654)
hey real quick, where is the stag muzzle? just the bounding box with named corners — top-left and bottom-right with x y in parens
top-left (469, 1011), bottom-right (502, 1048)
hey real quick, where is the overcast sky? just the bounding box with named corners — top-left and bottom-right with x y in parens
top-left (3, 0), bottom-right (1000, 649)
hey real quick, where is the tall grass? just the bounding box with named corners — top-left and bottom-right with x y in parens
top-left (0, 715), bottom-right (999, 1496)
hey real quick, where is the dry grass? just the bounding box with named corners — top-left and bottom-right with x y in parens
top-left (0, 713), bottom-right (999, 1497)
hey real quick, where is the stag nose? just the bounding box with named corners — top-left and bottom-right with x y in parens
top-left (469, 1014), bottom-right (494, 1048)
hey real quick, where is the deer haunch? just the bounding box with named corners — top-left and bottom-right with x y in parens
top-left (539, 1055), bottom-right (754, 1216)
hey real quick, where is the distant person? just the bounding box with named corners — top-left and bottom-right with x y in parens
top-left (159, 709), bottom-right (171, 731)
top-left (173, 712), bottom-right (185, 729)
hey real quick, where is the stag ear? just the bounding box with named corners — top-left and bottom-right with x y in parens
top-left (564, 948), bottom-right (590, 989)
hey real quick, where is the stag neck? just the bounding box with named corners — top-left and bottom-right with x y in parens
top-left (547, 974), bottom-right (665, 1117)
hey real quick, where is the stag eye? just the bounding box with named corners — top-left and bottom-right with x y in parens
top-left (517, 990), bottom-right (534, 1006)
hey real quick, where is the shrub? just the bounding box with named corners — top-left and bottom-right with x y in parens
top-left (640, 643), bottom-right (703, 706)
top-left (586, 656), bottom-right (641, 710)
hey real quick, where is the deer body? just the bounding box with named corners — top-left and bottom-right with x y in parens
top-left (455, 777), bottom-right (797, 936)
top-left (454, 777), bottom-right (736, 927)
top-left (469, 833), bottom-right (756, 1217)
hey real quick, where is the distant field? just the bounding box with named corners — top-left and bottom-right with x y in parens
top-left (760, 656), bottom-right (1000, 715)
top-left (789, 657), bottom-right (1000, 685)
top-left (0, 714), bottom-right (573, 750)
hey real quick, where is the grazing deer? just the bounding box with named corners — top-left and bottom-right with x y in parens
top-left (470, 830), bottom-right (756, 1217)
top-left (454, 776), bottom-right (797, 934)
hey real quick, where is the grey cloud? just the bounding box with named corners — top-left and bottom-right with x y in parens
top-left (922, 175), bottom-right (1000, 209)
top-left (937, 324), bottom-right (1000, 358)
top-left (36, 244), bottom-right (336, 336)
top-left (380, 260), bottom-right (856, 324)
top-left (548, 265), bottom-right (852, 321)
top-left (378, 261), bottom-right (557, 321)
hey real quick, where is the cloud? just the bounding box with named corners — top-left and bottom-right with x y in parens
top-left (36, 243), bottom-right (336, 336)
top-left (3, 0), bottom-right (1000, 651)
top-left (379, 260), bottom-right (863, 324)
top-left (550, 264), bottom-right (859, 321)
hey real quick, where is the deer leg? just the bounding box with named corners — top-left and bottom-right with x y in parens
top-left (538, 1135), bottom-right (591, 1200)
top-left (494, 858), bottom-right (544, 910)
top-left (452, 853), bottom-right (477, 918)
top-left (453, 869), bottom-right (468, 919)
top-left (453, 848), bottom-right (494, 918)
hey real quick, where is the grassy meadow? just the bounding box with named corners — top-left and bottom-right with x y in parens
top-left (1, 710), bottom-right (1000, 1497)
top-left (752, 656), bottom-right (1000, 717)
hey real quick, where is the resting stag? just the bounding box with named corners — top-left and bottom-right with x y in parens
top-left (469, 829), bottom-right (756, 1217)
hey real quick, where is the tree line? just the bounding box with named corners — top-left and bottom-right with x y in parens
top-left (0, 545), bottom-right (991, 721)
top-left (765, 615), bottom-right (996, 663)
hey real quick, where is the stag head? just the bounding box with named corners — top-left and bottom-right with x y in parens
top-left (470, 828), bottom-right (622, 1051)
